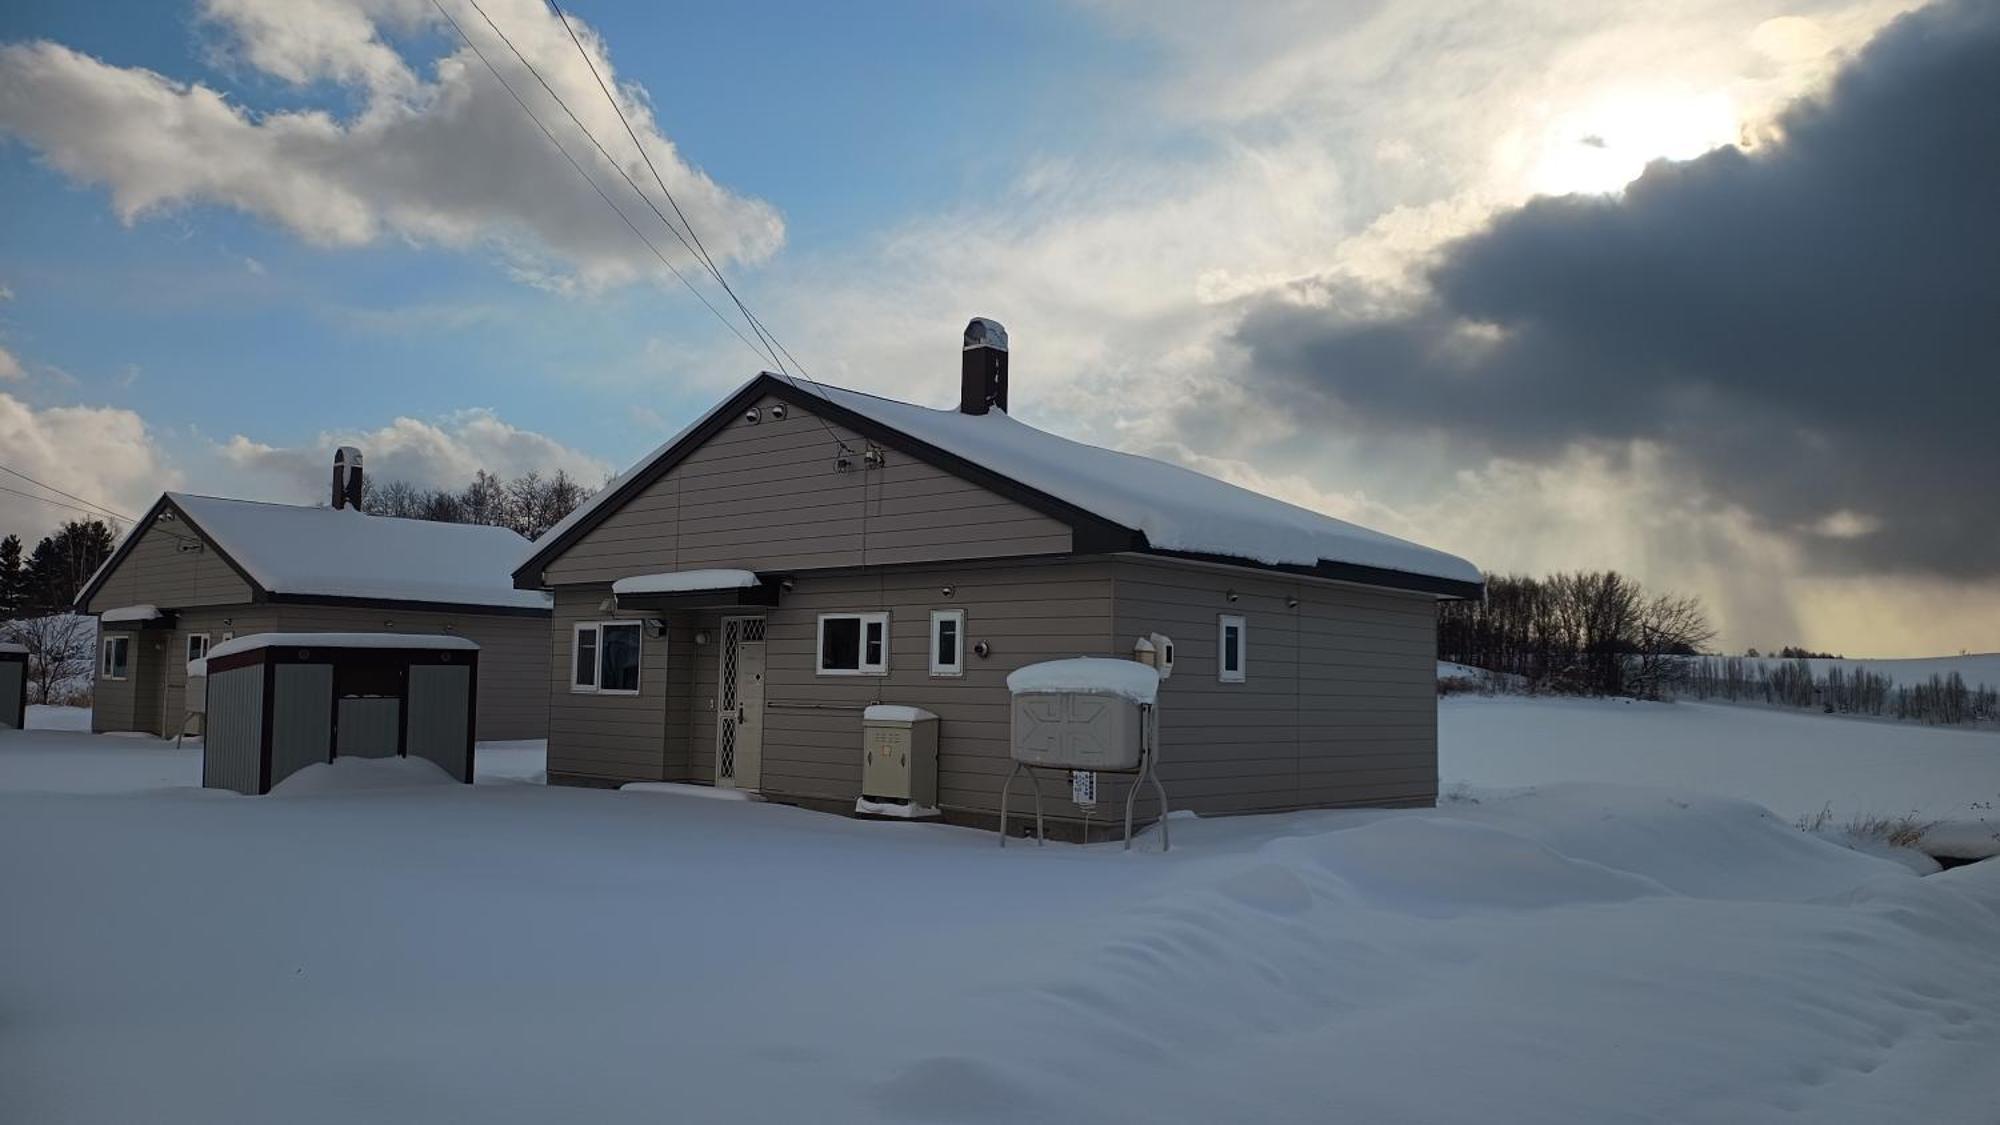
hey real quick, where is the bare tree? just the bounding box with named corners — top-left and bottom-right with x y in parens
top-left (1629, 592), bottom-right (1716, 700)
top-left (1, 613), bottom-right (95, 706)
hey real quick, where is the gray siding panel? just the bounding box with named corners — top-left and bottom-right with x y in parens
top-left (335, 697), bottom-right (400, 758)
top-left (272, 606), bottom-right (548, 741)
top-left (541, 395), bottom-right (1073, 586)
top-left (408, 664), bottom-right (472, 780)
top-left (270, 663), bottom-right (333, 787)
top-left (203, 665), bottom-right (266, 794)
top-left (0, 661), bottom-right (20, 729)
top-left (1111, 557), bottom-right (1439, 815)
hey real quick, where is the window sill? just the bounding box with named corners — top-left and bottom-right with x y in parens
top-left (816, 669), bottom-right (888, 677)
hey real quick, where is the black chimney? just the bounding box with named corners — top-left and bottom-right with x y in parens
top-left (332, 446), bottom-right (364, 511)
top-left (959, 317), bottom-right (1008, 415)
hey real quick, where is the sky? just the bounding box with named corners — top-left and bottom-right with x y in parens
top-left (0, 0), bottom-right (1992, 657)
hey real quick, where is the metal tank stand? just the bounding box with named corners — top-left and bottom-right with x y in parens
top-left (1000, 706), bottom-right (1170, 852)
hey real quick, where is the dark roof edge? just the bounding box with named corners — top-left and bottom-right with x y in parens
top-left (1137, 548), bottom-right (1485, 600)
top-left (264, 592), bottom-right (552, 618)
top-left (73, 494), bottom-right (268, 613)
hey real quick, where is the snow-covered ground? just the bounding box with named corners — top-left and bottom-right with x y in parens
top-left (3, 709), bottom-right (1999, 1122)
top-left (1442, 696), bottom-right (2000, 859)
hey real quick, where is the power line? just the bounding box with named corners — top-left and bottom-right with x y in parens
top-left (541, 0), bottom-right (837, 401)
top-left (0, 464), bottom-right (134, 525)
top-left (427, 0), bottom-right (780, 371)
top-left (460, 0), bottom-right (854, 452)
top-left (0, 482), bottom-right (124, 526)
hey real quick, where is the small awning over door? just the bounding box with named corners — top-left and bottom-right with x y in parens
top-left (99, 605), bottom-right (176, 629)
top-left (610, 569), bottom-right (783, 611)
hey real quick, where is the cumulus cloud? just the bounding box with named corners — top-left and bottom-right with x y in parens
top-left (214, 407), bottom-right (613, 502)
top-left (0, 0), bottom-right (782, 289)
top-left (1233, 0), bottom-right (2000, 581)
top-left (0, 344), bottom-right (22, 382)
top-left (0, 392), bottom-right (177, 538)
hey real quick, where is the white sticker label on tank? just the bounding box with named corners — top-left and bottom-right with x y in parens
top-left (1071, 770), bottom-right (1097, 808)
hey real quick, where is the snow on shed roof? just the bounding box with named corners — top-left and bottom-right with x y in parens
top-left (0, 642), bottom-right (27, 655)
top-left (168, 494), bottom-right (550, 611)
top-left (527, 375), bottom-right (1478, 589)
top-left (207, 632), bottom-right (480, 662)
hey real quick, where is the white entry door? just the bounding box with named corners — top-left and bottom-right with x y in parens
top-left (716, 617), bottom-right (767, 789)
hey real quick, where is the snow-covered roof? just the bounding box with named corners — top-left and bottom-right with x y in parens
top-left (100, 605), bottom-right (163, 624)
top-left (526, 375), bottom-right (1479, 590)
top-left (863, 704), bottom-right (937, 723)
top-left (167, 494), bottom-right (550, 612)
top-left (1007, 658), bottom-right (1161, 704)
top-left (0, 642), bottom-right (27, 655)
top-left (207, 632), bottom-right (480, 661)
top-left (611, 569), bottom-right (760, 596)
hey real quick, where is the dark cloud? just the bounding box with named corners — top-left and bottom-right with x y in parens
top-left (1235, 0), bottom-right (2000, 578)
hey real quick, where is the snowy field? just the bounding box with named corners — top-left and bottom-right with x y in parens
top-left (4, 709), bottom-right (2000, 1123)
top-left (1442, 696), bottom-right (2000, 859)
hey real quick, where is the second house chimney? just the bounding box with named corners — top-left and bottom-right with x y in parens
top-left (332, 446), bottom-right (364, 511)
top-left (959, 317), bottom-right (1008, 415)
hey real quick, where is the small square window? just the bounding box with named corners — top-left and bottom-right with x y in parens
top-left (929, 609), bottom-right (965, 677)
top-left (573, 621), bottom-right (646, 694)
top-left (818, 612), bottom-right (889, 675)
top-left (1218, 614), bottom-right (1246, 683)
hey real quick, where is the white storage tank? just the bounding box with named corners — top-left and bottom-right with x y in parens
top-left (1006, 657), bottom-right (1160, 771)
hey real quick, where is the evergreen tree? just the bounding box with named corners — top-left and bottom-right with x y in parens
top-left (21, 519), bottom-right (117, 611)
top-left (0, 533), bottom-right (23, 617)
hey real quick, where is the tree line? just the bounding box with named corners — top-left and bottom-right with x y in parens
top-left (1681, 656), bottom-right (1999, 726)
top-left (0, 519), bottom-right (118, 618)
top-left (362, 468), bottom-right (595, 541)
top-left (1437, 570), bottom-right (1716, 698)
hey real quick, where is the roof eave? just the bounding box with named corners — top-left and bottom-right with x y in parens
top-left (1134, 547), bottom-right (1484, 600)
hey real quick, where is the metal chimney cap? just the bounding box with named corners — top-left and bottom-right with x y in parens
top-left (963, 317), bottom-right (1008, 352)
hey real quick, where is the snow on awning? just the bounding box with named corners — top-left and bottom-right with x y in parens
top-left (207, 632), bottom-right (480, 662)
top-left (863, 704), bottom-right (937, 723)
top-left (100, 604), bottom-right (165, 624)
top-left (1006, 658), bottom-right (1160, 704)
top-left (610, 568), bottom-right (778, 609)
top-left (611, 569), bottom-right (760, 596)
top-left (0, 642), bottom-right (27, 655)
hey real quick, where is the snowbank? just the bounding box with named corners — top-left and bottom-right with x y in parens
top-left (5, 764), bottom-right (1997, 1124)
top-left (206, 632), bottom-right (479, 661)
top-left (268, 755), bottom-right (458, 795)
top-left (1007, 657), bottom-right (1160, 703)
top-left (611, 568), bottom-right (759, 595)
top-left (1442, 695), bottom-right (2000, 859)
top-left (620, 781), bottom-right (760, 801)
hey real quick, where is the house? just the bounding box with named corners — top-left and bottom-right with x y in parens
top-left (514, 319), bottom-right (1480, 828)
top-left (76, 452), bottom-right (552, 742)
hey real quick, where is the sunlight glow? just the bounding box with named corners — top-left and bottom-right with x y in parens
top-left (1525, 89), bottom-right (1744, 197)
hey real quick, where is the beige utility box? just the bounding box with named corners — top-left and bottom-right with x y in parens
top-left (861, 704), bottom-right (939, 806)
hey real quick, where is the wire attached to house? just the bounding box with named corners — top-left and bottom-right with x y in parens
top-left (0, 464), bottom-right (135, 526)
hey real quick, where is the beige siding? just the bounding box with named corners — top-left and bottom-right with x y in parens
top-left (546, 585), bottom-right (677, 782)
top-left (152, 608), bottom-right (281, 739)
top-left (85, 513), bottom-right (253, 613)
top-left (547, 559), bottom-right (1118, 812)
top-left (270, 605), bottom-right (550, 741)
top-left (541, 395), bottom-right (1073, 586)
top-left (1111, 557), bottom-right (1439, 814)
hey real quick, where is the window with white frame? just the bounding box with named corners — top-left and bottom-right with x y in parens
top-left (929, 609), bottom-right (965, 677)
top-left (818, 612), bottom-right (889, 675)
top-left (1218, 614), bottom-right (1246, 683)
top-left (101, 636), bottom-right (130, 681)
top-left (572, 621), bottom-right (644, 694)
top-left (186, 633), bottom-right (209, 665)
